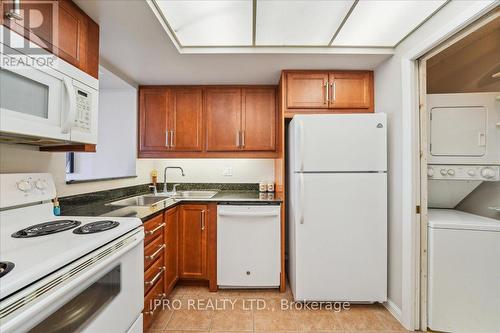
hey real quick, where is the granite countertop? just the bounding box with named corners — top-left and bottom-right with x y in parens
top-left (60, 183), bottom-right (282, 222)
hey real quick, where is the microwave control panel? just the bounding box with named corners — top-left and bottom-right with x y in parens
top-left (75, 89), bottom-right (91, 131)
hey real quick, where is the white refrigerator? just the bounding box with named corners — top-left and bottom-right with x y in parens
top-left (288, 114), bottom-right (387, 302)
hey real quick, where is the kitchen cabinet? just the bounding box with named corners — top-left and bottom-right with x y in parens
top-left (205, 88), bottom-right (242, 151)
top-left (164, 206), bottom-right (179, 294)
top-left (179, 204), bottom-right (208, 279)
top-left (139, 88), bottom-right (170, 152)
top-left (286, 73), bottom-right (329, 109)
top-left (169, 88), bottom-right (203, 152)
top-left (283, 71), bottom-right (374, 114)
top-left (138, 86), bottom-right (278, 158)
top-left (1, 0), bottom-right (99, 78)
top-left (241, 88), bottom-right (277, 151)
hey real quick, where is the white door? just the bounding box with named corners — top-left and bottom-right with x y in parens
top-left (291, 172), bottom-right (387, 302)
top-left (430, 106), bottom-right (487, 156)
top-left (290, 114), bottom-right (387, 172)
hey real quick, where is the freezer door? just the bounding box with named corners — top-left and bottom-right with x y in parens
top-left (289, 114), bottom-right (387, 172)
top-left (289, 172), bottom-right (387, 302)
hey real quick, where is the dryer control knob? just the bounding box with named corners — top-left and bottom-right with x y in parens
top-left (17, 180), bottom-right (32, 192)
top-left (481, 167), bottom-right (496, 179)
top-left (467, 170), bottom-right (476, 177)
top-left (440, 169), bottom-right (447, 176)
top-left (447, 169), bottom-right (455, 176)
top-left (35, 179), bottom-right (47, 190)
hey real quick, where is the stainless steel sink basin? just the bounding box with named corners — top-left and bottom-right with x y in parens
top-left (172, 190), bottom-right (218, 199)
top-left (107, 195), bottom-right (171, 207)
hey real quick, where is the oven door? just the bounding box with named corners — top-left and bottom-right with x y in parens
top-left (0, 228), bottom-right (144, 333)
top-left (0, 46), bottom-right (77, 142)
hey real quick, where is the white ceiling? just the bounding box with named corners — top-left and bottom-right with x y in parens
top-left (74, 0), bottom-right (393, 85)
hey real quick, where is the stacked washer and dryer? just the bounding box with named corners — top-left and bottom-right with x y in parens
top-left (426, 92), bottom-right (500, 333)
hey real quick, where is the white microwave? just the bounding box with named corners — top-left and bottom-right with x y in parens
top-left (0, 27), bottom-right (98, 145)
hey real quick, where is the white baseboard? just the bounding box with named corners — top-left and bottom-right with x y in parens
top-left (383, 299), bottom-right (403, 323)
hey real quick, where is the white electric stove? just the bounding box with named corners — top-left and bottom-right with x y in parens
top-left (0, 173), bottom-right (145, 333)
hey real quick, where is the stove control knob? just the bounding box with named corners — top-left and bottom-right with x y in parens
top-left (447, 169), bottom-right (455, 176)
top-left (427, 167), bottom-right (434, 177)
top-left (467, 169), bottom-right (476, 177)
top-left (17, 180), bottom-right (32, 192)
top-left (35, 179), bottom-right (47, 190)
top-left (440, 169), bottom-right (447, 176)
top-left (481, 167), bottom-right (496, 179)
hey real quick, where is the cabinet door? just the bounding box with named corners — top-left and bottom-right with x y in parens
top-left (165, 207), bottom-right (179, 293)
top-left (205, 88), bottom-right (242, 151)
top-left (329, 72), bottom-right (372, 109)
top-left (241, 88), bottom-right (276, 151)
top-left (286, 73), bottom-right (329, 109)
top-left (169, 88), bottom-right (203, 152)
top-left (179, 204), bottom-right (208, 279)
top-left (139, 88), bottom-right (170, 151)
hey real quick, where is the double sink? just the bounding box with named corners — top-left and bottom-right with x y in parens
top-left (107, 190), bottom-right (218, 207)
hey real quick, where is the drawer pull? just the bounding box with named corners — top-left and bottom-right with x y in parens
top-left (145, 244), bottom-right (166, 261)
top-left (145, 293), bottom-right (166, 316)
top-left (145, 223), bottom-right (165, 236)
top-left (145, 266), bottom-right (165, 287)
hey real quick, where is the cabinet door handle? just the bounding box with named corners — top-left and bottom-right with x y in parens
top-left (145, 244), bottom-right (166, 261)
top-left (241, 131), bottom-right (245, 148)
top-left (325, 81), bottom-right (329, 103)
top-left (201, 210), bottom-right (206, 231)
top-left (144, 293), bottom-right (166, 316)
top-left (236, 131), bottom-right (240, 148)
top-left (170, 130), bottom-right (175, 148)
top-left (331, 82), bottom-right (336, 101)
top-left (165, 131), bottom-right (169, 147)
top-left (145, 266), bottom-right (166, 287)
top-left (145, 223), bottom-right (165, 236)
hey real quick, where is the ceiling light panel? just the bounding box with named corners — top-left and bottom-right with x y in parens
top-left (155, 0), bottom-right (253, 46)
top-left (256, 0), bottom-right (354, 46)
top-left (333, 0), bottom-right (447, 47)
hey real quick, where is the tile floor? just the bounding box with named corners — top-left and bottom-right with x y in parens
top-left (146, 285), bottom-right (409, 333)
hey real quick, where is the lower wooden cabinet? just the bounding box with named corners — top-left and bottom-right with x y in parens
top-left (178, 204), bottom-right (208, 279)
top-left (165, 207), bottom-right (179, 293)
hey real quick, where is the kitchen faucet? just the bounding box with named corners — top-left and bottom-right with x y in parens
top-left (163, 166), bottom-right (185, 194)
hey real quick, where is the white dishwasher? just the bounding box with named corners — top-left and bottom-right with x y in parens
top-left (217, 203), bottom-right (281, 288)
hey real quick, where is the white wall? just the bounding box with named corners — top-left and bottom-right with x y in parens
top-left (0, 143), bottom-right (274, 197)
top-left (374, 0), bottom-right (496, 326)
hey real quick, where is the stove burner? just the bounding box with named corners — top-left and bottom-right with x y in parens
top-left (12, 220), bottom-right (81, 238)
top-left (73, 220), bottom-right (120, 234)
top-left (0, 262), bottom-right (15, 278)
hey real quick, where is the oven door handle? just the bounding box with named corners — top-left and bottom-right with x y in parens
top-left (0, 228), bottom-right (144, 333)
top-left (61, 77), bottom-right (77, 134)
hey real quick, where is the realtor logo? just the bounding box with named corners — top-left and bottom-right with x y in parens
top-left (2, 0), bottom-right (58, 55)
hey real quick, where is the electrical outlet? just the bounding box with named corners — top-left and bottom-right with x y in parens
top-left (223, 167), bottom-right (233, 176)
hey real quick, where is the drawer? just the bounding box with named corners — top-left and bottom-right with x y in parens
top-left (144, 234), bottom-right (165, 271)
top-left (144, 213), bottom-right (165, 245)
top-left (144, 256), bottom-right (165, 296)
top-left (143, 275), bottom-right (165, 330)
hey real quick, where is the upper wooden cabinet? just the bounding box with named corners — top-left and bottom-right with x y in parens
top-left (138, 86), bottom-right (278, 158)
top-left (169, 88), bottom-right (203, 152)
top-left (241, 88), bottom-right (276, 151)
top-left (205, 88), bottom-right (242, 152)
top-left (178, 204), bottom-right (208, 280)
top-left (283, 71), bottom-right (374, 114)
top-left (1, 0), bottom-right (99, 78)
top-left (286, 73), bottom-right (329, 109)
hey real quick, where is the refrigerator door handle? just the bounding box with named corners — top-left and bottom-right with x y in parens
top-left (298, 120), bottom-right (305, 172)
top-left (299, 173), bottom-right (305, 224)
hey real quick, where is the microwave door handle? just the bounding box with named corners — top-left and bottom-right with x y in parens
top-left (61, 77), bottom-right (77, 134)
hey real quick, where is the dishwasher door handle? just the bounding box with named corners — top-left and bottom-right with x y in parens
top-left (218, 212), bottom-right (279, 217)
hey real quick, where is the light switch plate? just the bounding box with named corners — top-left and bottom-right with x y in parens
top-left (223, 167), bottom-right (233, 176)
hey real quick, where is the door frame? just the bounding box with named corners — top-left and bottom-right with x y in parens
top-left (398, 2), bottom-right (497, 330)
top-left (415, 10), bottom-right (500, 330)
